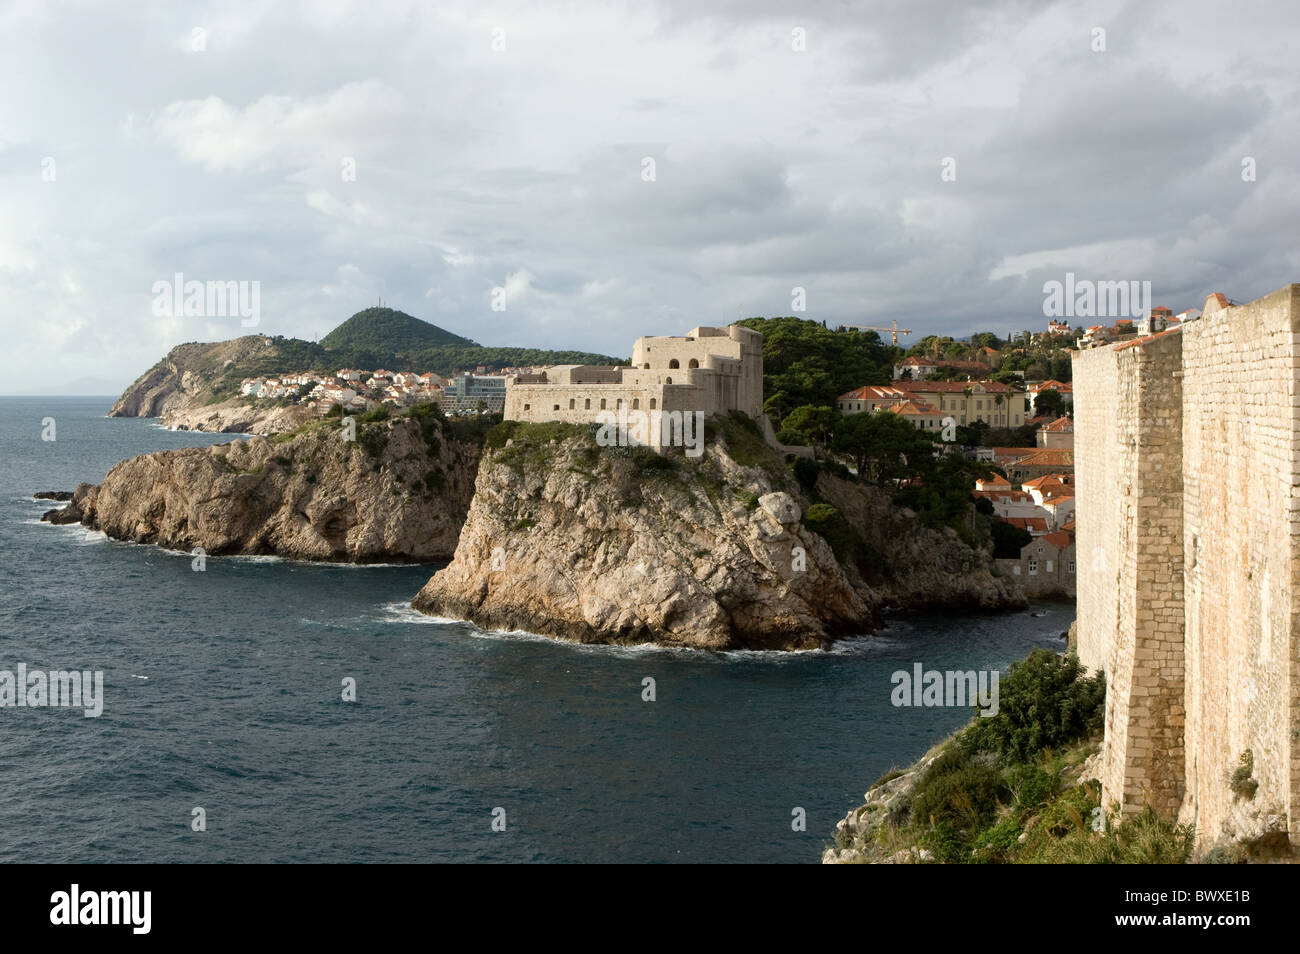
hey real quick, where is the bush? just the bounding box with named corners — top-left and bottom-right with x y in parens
top-left (792, 456), bottom-right (821, 491)
top-left (964, 651), bottom-right (1105, 764)
top-left (1230, 750), bottom-right (1258, 800)
top-left (909, 747), bottom-right (1007, 832)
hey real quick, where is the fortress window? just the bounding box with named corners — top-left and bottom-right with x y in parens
top-left (600, 399), bottom-right (607, 409)
top-left (649, 398), bottom-right (656, 409)
top-left (553, 404), bottom-right (560, 411)
top-left (643, 363), bottom-right (650, 369)
top-left (669, 359), bottom-right (680, 369)
top-left (569, 399), bottom-right (575, 409)
top-left (665, 377), bottom-right (672, 384)
top-left (617, 399), bottom-right (623, 409)
top-left (688, 358), bottom-right (699, 369)
top-left (585, 398), bottom-right (591, 410)
top-left (523, 403), bottom-right (530, 410)
top-left (633, 398), bottom-right (640, 409)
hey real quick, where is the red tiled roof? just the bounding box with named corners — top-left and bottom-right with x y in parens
top-left (901, 380), bottom-right (1019, 394)
top-left (1005, 517), bottom-right (1049, 532)
top-left (886, 400), bottom-right (940, 416)
top-left (1009, 449), bottom-right (1075, 467)
top-left (1039, 416), bottom-right (1074, 431)
top-left (839, 385), bottom-right (908, 401)
top-left (1042, 531), bottom-right (1074, 549)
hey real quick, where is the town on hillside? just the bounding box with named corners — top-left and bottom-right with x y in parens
top-left (242, 292), bottom-right (1233, 594)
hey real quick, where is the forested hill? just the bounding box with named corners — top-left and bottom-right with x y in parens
top-left (320, 307), bottom-right (475, 352)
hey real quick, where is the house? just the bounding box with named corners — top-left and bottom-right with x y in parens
top-left (1046, 320), bottom-right (1072, 336)
top-left (837, 385), bottom-right (909, 415)
top-left (996, 530), bottom-right (1076, 597)
top-left (899, 380), bottom-right (1026, 427)
top-left (1036, 416), bottom-right (1074, 449)
top-left (884, 400), bottom-right (944, 432)
top-left (1003, 516), bottom-right (1049, 536)
top-left (1137, 306), bottom-right (1173, 336)
top-left (1026, 379), bottom-right (1073, 414)
top-left (1003, 448), bottom-right (1074, 483)
top-left (893, 356), bottom-right (939, 380)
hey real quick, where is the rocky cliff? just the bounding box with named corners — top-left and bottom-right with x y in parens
top-left (45, 410), bottom-right (483, 562)
top-left (411, 416), bottom-right (1024, 650)
top-left (111, 335), bottom-right (284, 428)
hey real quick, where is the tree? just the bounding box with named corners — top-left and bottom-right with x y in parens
top-left (831, 411), bottom-right (936, 484)
top-left (776, 404), bottom-right (839, 449)
top-left (1035, 388), bottom-right (1066, 419)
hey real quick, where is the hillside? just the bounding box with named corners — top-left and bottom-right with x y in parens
top-left (110, 306), bottom-right (624, 431)
top-left (320, 307), bottom-right (475, 352)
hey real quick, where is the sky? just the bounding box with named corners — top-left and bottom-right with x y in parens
top-left (1, 0), bottom-right (1298, 394)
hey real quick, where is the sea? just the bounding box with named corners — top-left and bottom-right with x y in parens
top-left (0, 396), bottom-right (1074, 863)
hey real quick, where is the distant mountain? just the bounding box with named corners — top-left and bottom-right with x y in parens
top-left (321, 307), bottom-right (476, 353)
top-left (110, 306), bottom-right (626, 427)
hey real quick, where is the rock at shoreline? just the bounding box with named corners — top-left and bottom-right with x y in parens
top-left (42, 414), bottom-right (483, 562)
top-left (412, 417), bottom-right (1024, 650)
top-left (34, 491), bottom-right (73, 501)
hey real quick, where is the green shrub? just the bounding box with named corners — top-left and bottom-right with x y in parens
top-left (792, 456), bottom-right (820, 491)
top-left (964, 651), bottom-right (1105, 764)
top-left (909, 747), bottom-right (1007, 832)
top-left (1230, 750), bottom-right (1258, 800)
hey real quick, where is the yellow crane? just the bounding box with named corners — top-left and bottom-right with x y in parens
top-left (839, 319), bottom-right (914, 346)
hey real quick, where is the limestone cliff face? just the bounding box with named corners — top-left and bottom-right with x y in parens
top-left (45, 415), bottom-right (481, 562)
top-left (814, 472), bottom-right (1026, 612)
top-left (412, 420), bottom-right (1023, 650)
top-left (109, 335), bottom-right (316, 435)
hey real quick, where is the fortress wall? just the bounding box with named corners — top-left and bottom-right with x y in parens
top-left (1179, 285), bottom-right (1300, 843)
top-left (1072, 345), bottom-right (1125, 675)
top-left (1073, 331), bottom-right (1185, 818)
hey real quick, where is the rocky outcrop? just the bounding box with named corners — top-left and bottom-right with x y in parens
top-left (412, 418), bottom-right (1024, 650)
top-left (44, 413), bottom-right (483, 562)
top-left (814, 471), bottom-right (1026, 612)
top-left (109, 335), bottom-right (319, 435)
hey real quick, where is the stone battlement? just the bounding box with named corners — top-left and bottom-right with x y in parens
top-left (1074, 283), bottom-right (1300, 855)
top-left (504, 324), bottom-right (764, 448)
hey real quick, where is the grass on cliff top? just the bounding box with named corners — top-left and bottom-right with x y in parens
top-left (830, 650), bottom-right (1199, 864)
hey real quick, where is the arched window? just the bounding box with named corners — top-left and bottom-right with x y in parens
top-left (688, 358), bottom-right (699, 369)
top-left (649, 398), bottom-right (656, 409)
top-left (665, 377), bottom-right (672, 385)
top-left (668, 359), bottom-right (680, 369)
top-left (632, 398), bottom-right (640, 410)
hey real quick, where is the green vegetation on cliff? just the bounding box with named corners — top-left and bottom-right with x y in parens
top-left (827, 650), bottom-right (1199, 864)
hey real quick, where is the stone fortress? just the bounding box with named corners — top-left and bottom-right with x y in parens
top-left (503, 324), bottom-right (765, 449)
top-left (1073, 283), bottom-right (1300, 855)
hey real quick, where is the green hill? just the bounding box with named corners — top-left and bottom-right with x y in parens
top-left (321, 307), bottom-right (476, 353)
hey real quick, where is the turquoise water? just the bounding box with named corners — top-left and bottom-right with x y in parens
top-left (0, 397), bottom-right (1073, 862)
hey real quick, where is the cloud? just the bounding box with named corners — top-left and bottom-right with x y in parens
top-left (1, 0), bottom-right (1298, 393)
